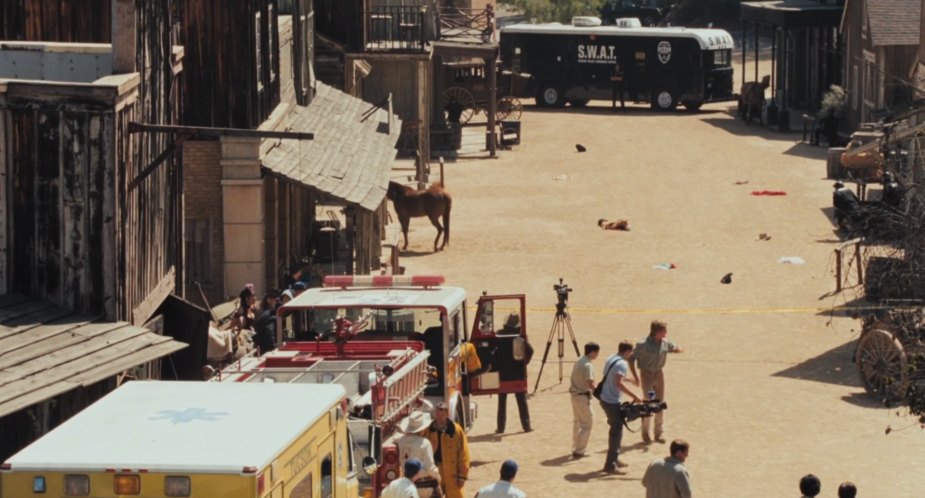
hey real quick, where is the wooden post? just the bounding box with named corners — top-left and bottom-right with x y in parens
top-left (112, 0), bottom-right (137, 74)
top-left (753, 23), bottom-right (759, 83)
top-left (835, 247), bottom-right (843, 292)
top-left (439, 156), bottom-right (445, 187)
top-left (741, 21), bottom-right (747, 85)
top-left (0, 109), bottom-right (7, 293)
top-left (486, 54), bottom-right (497, 157)
top-left (855, 241), bottom-right (864, 285)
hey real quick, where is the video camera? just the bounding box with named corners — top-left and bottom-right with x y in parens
top-left (553, 278), bottom-right (573, 310)
top-left (620, 399), bottom-right (668, 422)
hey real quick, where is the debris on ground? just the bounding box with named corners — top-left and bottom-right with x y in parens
top-left (721, 273), bottom-right (733, 284)
top-left (734, 180), bottom-right (750, 185)
top-left (751, 190), bottom-right (787, 196)
top-left (778, 256), bottom-right (806, 265)
top-left (756, 233), bottom-right (771, 241)
top-left (599, 219), bottom-right (630, 231)
top-left (553, 174), bottom-right (572, 181)
top-left (653, 263), bottom-right (677, 270)
top-left (576, 144), bottom-right (587, 152)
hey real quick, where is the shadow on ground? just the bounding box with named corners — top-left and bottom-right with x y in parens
top-left (773, 341), bottom-right (859, 388)
top-left (701, 114), bottom-right (802, 142)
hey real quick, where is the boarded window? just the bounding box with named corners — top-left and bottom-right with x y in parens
top-left (291, 472), bottom-right (313, 498)
top-left (185, 219), bottom-right (212, 285)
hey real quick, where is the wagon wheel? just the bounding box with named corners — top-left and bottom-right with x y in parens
top-left (497, 96), bottom-right (523, 121)
top-left (444, 87), bottom-right (476, 124)
top-left (856, 326), bottom-right (909, 402)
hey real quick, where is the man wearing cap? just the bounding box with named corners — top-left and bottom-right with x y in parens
top-left (397, 412), bottom-right (441, 497)
top-left (629, 320), bottom-right (682, 444)
top-left (424, 402), bottom-right (470, 498)
top-left (382, 458), bottom-right (424, 498)
top-left (475, 459), bottom-right (526, 498)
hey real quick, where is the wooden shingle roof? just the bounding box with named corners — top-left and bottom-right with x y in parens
top-left (0, 294), bottom-right (188, 418)
top-left (262, 82), bottom-right (401, 211)
top-left (867, 0), bottom-right (920, 46)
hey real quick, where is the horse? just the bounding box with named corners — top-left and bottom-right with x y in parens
top-left (739, 75), bottom-right (770, 125)
top-left (387, 181), bottom-right (452, 252)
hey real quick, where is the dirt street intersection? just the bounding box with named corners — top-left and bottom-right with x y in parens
top-left (393, 98), bottom-right (925, 496)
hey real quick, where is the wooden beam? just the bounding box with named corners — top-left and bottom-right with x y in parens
top-left (0, 109), bottom-right (7, 293)
top-left (131, 266), bottom-right (175, 326)
top-left (127, 122), bottom-right (314, 141)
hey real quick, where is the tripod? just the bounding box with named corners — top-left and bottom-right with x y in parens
top-left (533, 302), bottom-right (580, 392)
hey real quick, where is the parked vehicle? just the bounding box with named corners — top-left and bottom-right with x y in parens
top-left (1, 381), bottom-right (358, 498)
top-left (600, 0), bottom-right (665, 26)
top-left (500, 19), bottom-right (736, 111)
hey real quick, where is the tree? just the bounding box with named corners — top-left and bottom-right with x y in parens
top-left (506, 0), bottom-right (604, 23)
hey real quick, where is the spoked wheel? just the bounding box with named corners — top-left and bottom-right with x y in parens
top-left (856, 327), bottom-right (909, 402)
top-left (497, 96), bottom-right (523, 121)
top-left (444, 87), bottom-right (476, 124)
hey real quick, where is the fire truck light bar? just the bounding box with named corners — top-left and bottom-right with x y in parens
top-left (323, 275), bottom-right (445, 288)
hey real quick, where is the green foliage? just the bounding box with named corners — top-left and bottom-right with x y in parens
top-left (506, 0), bottom-right (605, 23)
top-left (818, 85), bottom-right (848, 119)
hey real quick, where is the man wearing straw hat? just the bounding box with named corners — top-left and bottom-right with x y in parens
top-left (397, 411), bottom-right (442, 497)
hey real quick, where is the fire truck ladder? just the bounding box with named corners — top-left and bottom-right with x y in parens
top-left (371, 349), bottom-right (431, 427)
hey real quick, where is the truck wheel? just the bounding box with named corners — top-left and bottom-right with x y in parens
top-left (568, 99), bottom-right (590, 108)
top-left (651, 90), bottom-right (676, 111)
top-left (683, 100), bottom-right (703, 112)
top-left (536, 84), bottom-right (565, 108)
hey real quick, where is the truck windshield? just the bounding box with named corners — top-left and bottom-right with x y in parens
top-left (280, 307), bottom-right (444, 341)
top-left (710, 49), bottom-right (731, 67)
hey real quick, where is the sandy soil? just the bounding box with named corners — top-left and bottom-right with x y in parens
top-left (389, 68), bottom-right (925, 497)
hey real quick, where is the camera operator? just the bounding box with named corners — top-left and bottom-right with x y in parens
top-left (599, 341), bottom-right (642, 475)
top-left (629, 320), bottom-right (682, 444)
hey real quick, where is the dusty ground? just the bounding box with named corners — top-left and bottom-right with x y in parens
top-left (391, 69), bottom-right (925, 495)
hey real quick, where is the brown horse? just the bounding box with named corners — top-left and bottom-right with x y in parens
top-left (387, 181), bottom-right (452, 252)
top-left (739, 75), bottom-right (770, 125)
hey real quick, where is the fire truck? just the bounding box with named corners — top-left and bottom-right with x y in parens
top-left (213, 275), bottom-right (530, 496)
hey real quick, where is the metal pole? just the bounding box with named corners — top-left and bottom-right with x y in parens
top-left (486, 54), bottom-right (498, 157)
top-left (855, 242), bottom-right (864, 285)
top-left (835, 248), bottom-right (843, 292)
top-left (741, 20), bottom-right (747, 84)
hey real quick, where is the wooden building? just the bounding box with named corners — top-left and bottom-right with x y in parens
top-left (0, 0), bottom-right (200, 462)
top-left (180, 0), bottom-right (401, 306)
top-left (841, 0), bottom-right (921, 129)
top-left (741, 0), bottom-right (845, 128)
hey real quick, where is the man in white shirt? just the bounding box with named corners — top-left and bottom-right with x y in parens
top-left (382, 458), bottom-right (423, 498)
top-left (569, 342), bottom-right (600, 458)
top-left (474, 459), bottom-right (526, 498)
top-left (396, 411), bottom-right (441, 497)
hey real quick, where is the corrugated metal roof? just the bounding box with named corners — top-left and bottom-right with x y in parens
top-left (867, 0), bottom-right (920, 46)
top-left (263, 82), bottom-right (401, 211)
top-left (0, 294), bottom-right (188, 418)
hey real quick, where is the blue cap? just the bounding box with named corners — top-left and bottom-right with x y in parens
top-left (500, 459), bottom-right (518, 479)
top-left (404, 458), bottom-right (423, 478)
top-left (293, 281), bottom-right (307, 290)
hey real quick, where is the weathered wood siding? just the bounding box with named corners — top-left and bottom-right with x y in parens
top-left (314, 0), bottom-right (365, 50)
top-left (2, 91), bottom-right (115, 313)
top-left (0, 0), bottom-right (111, 42)
top-left (1, 1), bottom-right (182, 321)
top-left (181, 0), bottom-right (282, 128)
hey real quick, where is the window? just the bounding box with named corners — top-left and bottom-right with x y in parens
top-left (184, 218), bottom-right (212, 285)
top-left (321, 456), bottom-right (333, 498)
top-left (713, 50), bottom-right (730, 67)
top-left (268, 4), bottom-right (276, 83)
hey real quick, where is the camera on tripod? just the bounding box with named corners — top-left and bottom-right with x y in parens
top-left (620, 399), bottom-right (668, 422)
top-left (553, 278), bottom-right (573, 311)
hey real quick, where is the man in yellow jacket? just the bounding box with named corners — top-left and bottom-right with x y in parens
top-left (424, 402), bottom-right (470, 498)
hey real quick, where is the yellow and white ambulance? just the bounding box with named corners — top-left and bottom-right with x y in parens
top-left (1, 381), bottom-right (360, 498)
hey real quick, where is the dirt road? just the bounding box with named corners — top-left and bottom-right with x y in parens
top-left (392, 98), bottom-right (924, 496)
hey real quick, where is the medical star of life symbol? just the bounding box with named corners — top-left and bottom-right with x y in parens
top-left (150, 407), bottom-right (229, 424)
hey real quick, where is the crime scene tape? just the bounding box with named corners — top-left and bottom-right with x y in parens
top-left (476, 304), bottom-right (895, 316)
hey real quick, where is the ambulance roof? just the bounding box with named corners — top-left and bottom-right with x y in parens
top-left (501, 23), bottom-right (735, 51)
top-left (286, 285), bottom-right (467, 312)
top-left (5, 381), bottom-right (346, 473)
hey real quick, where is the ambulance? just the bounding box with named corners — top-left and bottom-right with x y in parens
top-left (0, 381), bottom-right (362, 498)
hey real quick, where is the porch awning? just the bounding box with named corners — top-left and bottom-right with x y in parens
top-left (741, 0), bottom-right (844, 28)
top-left (0, 294), bottom-right (188, 418)
top-left (262, 82), bottom-right (401, 211)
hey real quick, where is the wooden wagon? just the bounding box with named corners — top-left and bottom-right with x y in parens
top-left (442, 60), bottom-right (528, 124)
top-left (856, 307), bottom-right (925, 403)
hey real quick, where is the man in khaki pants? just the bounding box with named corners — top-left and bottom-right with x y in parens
top-left (630, 321), bottom-right (683, 444)
top-left (568, 342), bottom-right (600, 458)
